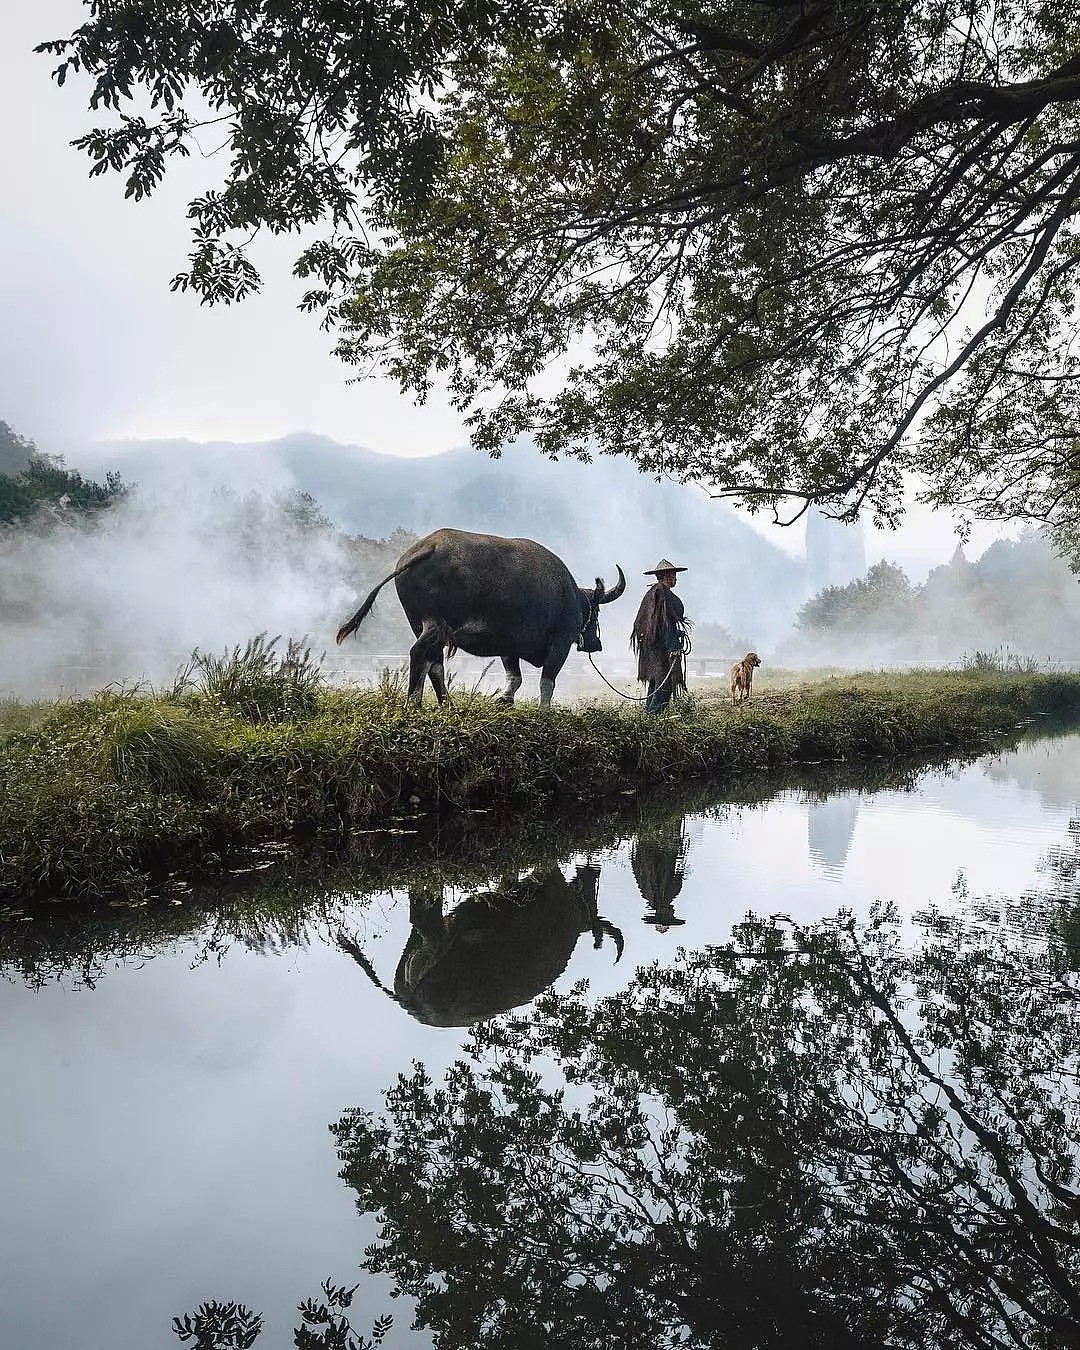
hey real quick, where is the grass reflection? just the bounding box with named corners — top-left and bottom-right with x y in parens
top-left (1, 742), bottom-right (1001, 990)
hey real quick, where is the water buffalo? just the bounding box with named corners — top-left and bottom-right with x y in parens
top-left (335, 527), bottom-right (625, 706)
top-left (337, 864), bottom-right (622, 1027)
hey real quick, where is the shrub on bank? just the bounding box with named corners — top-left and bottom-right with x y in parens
top-left (2, 670), bottom-right (1079, 903)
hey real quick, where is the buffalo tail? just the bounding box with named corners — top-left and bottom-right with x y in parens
top-left (335, 543), bottom-right (437, 645)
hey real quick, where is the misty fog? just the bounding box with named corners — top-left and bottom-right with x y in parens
top-left (3, 430), bottom-right (1078, 701)
top-left (0, 485), bottom-right (381, 699)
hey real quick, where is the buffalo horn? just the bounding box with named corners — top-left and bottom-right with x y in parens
top-left (599, 565), bottom-right (626, 603)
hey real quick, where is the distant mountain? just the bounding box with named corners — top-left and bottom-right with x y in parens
top-left (0, 421), bottom-right (35, 476)
top-left (73, 433), bottom-right (809, 639)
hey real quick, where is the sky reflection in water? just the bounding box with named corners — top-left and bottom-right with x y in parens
top-left (2, 732), bottom-right (1079, 1348)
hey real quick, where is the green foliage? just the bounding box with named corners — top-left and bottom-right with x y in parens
top-left (37, 4), bottom-right (1080, 536)
top-left (336, 909), bottom-right (1080, 1348)
top-left (172, 1300), bottom-right (262, 1349)
top-left (171, 1282), bottom-right (392, 1350)
top-left (99, 701), bottom-right (221, 795)
top-left (0, 698), bottom-right (50, 741)
top-left (797, 560), bottom-right (916, 636)
top-left (178, 634), bottom-right (325, 724)
top-left (0, 420), bottom-right (36, 476)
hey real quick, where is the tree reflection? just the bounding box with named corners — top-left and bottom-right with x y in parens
top-left (938, 816), bottom-right (1080, 974)
top-left (335, 909), bottom-right (1080, 1349)
top-left (1044, 819), bottom-right (1080, 973)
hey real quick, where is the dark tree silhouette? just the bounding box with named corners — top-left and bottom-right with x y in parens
top-left (36, 3), bottom-right (1080, 539)
top-left (335, 909), bottom-right (1080, 1349)
top-left (0, 417), bottom-right (125, 525)
top-left (171, 1280), bottom-right (393, 1349)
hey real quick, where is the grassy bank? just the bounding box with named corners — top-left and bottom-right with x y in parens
top-left (0, 752), bottom-right (979, 983)
top-left (3, 668), bottom-right (1080, 903)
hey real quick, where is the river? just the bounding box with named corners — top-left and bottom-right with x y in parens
top-left (3, 729), bottom-right (1080, 1348)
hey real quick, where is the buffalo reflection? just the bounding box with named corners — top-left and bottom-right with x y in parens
top-left (337, 864), bottom-right (622, 1027)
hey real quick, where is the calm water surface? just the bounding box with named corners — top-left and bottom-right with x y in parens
top-left (4, 732), bottom-right (1080, 1348)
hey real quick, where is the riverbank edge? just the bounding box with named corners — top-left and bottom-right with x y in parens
top-left (3, 671), bottom-right (1079, 903)
top-left (0, 745), bottom-right (1027, 979)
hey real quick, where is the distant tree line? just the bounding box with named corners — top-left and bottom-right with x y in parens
top-left (0, 420), bottom-right (126, 526)
top-left (792, 532), bottom-right (1080, 664)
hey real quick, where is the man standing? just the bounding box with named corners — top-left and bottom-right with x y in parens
top-left (631, 560), bottom-right (690, 714)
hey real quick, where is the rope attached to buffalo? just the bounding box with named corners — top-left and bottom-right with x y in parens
top-left (584, 621), bottom-right (692, 704)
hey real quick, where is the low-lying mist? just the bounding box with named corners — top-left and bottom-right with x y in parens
top-left (0, 485), bottom-right (408, 699)
top-left (6, 435), bottom-right (1079, 704)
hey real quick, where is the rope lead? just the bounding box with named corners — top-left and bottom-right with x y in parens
top-left (586, 631), bottom-right (691, 704)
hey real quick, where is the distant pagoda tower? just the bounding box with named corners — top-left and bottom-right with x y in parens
top-left (805, 508), bottom-right (867, 594)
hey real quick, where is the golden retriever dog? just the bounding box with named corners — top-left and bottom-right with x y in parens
top-left (730, 651), bottom-right (762, 705)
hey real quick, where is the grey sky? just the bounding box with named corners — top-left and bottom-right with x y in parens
top-left (3, 1), bottom-right (463, 456)
top-left (2, 2), bottom-right (1008, 573)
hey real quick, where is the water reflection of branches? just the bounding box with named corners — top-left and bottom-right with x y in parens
top-left (336, 909), bottom-right (1080, 1350)
top-left (929, 817), bottom-right (1080, 974)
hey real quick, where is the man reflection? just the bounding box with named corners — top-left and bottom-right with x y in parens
top-left (630, 816), bottom-right (689, 933)
top-left (338, 864), bottom-right (623, 1027)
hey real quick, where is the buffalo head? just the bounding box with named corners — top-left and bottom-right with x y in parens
top-left (577, 565), bottom-right (626, 654)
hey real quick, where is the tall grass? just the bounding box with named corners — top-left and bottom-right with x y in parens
top-left (961, 647), bottom-right (1048, 675)
top-left (173, 633), bottom-right (325, 723)
top-left (0, 697), bottom-right (51, 741)
top-left (100, 701), bottom-right (220, 795)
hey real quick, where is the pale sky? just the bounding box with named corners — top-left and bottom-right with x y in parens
top-left (2, 1), bottom-right (1003, 575)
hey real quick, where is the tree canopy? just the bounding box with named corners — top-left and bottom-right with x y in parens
top-left (335, 907), bottom-right (1080, 1350)
top-left (37, 2), bottom-right (1080, 539)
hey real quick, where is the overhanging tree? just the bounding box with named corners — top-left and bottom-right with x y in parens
top-left (37, 2), bottom-right (1080, 542)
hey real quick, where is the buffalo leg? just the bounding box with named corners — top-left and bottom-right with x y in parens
top-left (408, 622), bottom-right (446, 706)
top-left (539, 646), bottom-right (571, 708)
top-left (408, 888), bottom-right (446, 941)
top-left (497, 656), bottom-right (523, 705)
top-left (427, 660), bottom-right (448, 704)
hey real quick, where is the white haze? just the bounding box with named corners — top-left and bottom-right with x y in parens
top-left (5, 430), bottom-right (1075, 702)
top-left (0, 487), bottom-right (357, 700)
